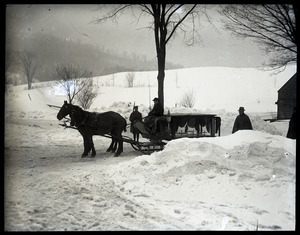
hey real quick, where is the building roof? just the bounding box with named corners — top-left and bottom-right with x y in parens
top-left (278, 73), bottom-right (297, 93)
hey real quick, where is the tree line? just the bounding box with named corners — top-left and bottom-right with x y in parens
top-left (5, 32), bottom-right (183, 86)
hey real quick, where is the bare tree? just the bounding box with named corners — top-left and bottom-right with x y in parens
top-left (20, 50), bottom-right (38, 90)
top-left (75, 77), bottom-right (100, 109)
top-left (125, 72), bottom-right (135, 87)
top-left (219, 4), bottom-right (297, 71)
top-left (51, 64), bottom-right (92, 104)
top-left (92, 4), bottom-right (209, 107)
top-left (5, 51), bottom-right (14, 80)
top-left (179, 89), bottom-right (196, 108)
top-left (5, 50), bottom-right (21, 86)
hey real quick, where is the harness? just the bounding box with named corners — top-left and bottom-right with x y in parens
top-left (70, 109), bottom-right (127, 130)
top-left (71, 110), bottom-right (97, 128)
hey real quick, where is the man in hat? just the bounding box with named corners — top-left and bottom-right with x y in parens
top-left (149, 97), bottom-right (164, 117)
top-left (145, 98), bottom-right (164, 134)
top-left (129, 106), bottom-right (142, 142)
top-left (232, 107), bottom-right (253, 133)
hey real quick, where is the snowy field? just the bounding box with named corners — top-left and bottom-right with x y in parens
top-left (4, 66), bottom-right (296, 230)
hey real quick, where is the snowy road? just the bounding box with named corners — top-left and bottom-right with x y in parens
top-left (5, 146), bottom-right (162, 231)
top-left (4, 119), bottom-right (152, 230)
top-left (5, 119), bottom-right (210, 230)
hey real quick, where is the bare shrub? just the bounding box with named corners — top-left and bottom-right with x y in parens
top-left (20, 50), bottom-right (38, 90)
top-left (75, 77), bottom-right (100, 109)
top-left (51, 64), bottom-right (91, 104)
top-left (126, 72), bottom-right (135, 87)
top-left (179, 89), bottom-right (196, 108)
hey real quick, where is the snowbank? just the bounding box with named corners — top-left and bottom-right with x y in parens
top-left (106, 130), bottom-right (295, 230)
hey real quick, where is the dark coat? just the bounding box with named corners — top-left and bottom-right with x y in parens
top-left (129, 110), bottom-right (142, 133)
top-left (232, 114), bottom-right (253, 133)
top-left (148, 103), bottom-right (164, 117)
top-left (287, 111), bottom-right (296, 139)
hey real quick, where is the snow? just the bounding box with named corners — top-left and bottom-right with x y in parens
top-left (4, 66), bottom-right (296, 231)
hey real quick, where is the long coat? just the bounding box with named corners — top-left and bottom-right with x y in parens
top-left (287, 111), bottom-right (296, 139)
top-left (232, 114), bottom-right (253, 133)
top-left (148, 103), bottom-right (164, 117)
top-left (129, 110), bottom-right (142, 134)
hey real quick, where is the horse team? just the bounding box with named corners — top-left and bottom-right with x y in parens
top-left (57, 101), bottom-right (126, 158)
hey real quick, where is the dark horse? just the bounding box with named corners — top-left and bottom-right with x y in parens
top-left (57, 101), bottom-right (127, 157)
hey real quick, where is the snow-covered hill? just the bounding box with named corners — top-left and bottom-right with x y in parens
top-left (7, 65), bottom-right (297, 112)
top-left (90, 65), bottom-right (296, 113)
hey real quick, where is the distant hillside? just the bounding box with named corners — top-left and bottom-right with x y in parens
top-left (88, 65), bottom-right (296, 113)
top-left (5, 32), bottom-right (183, 85)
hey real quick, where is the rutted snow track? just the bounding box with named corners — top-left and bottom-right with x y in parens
top-left (4, 120), bottom-right (145, 230)
top-left (4, 145), bottom-right (162, 231)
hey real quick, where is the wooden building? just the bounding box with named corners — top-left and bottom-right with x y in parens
top-left (275, 73), bottom-right (297, 119)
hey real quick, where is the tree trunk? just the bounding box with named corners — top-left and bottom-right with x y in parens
top-left (27, 80), bottom-right (32, 90)
top-left (26, 72), bottom-right (32, 90)
top-left (152, 4), bottom-right (167, 108)
top-left (157, 50), bottom-right (166, 108)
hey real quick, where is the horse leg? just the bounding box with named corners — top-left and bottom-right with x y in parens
top-left (108, 130), bottom-right (118, 153)
top-left (106, 137), bottom-right (115, 152)
top-left (112, 139), bottom-right (118, 153)
top-left (89, 136), bottom-right (96, 157)
top-left (81, 135), bottom-right (89, 158)
top-left (114, 131), bottom-right (123, 157)
top-left (83, 134), bottom-right (95, 157)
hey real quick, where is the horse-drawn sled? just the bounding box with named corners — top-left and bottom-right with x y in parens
top-left (53, 101), bottom-right (221, 157)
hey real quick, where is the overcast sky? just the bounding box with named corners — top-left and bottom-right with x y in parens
top-left (6, 4), bottom-right (270, 68)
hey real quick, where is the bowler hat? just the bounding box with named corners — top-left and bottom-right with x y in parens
top-left (153, 98), bottom-right (160, 102)
top-left (238, 107), bottom-right (245, 111)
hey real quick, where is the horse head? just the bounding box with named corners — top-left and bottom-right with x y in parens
top-left (57, 100), bottom-right (76, 120)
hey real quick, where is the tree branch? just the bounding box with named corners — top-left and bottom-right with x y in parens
top-left (166, 4), bottom-right (197, 44)
top-left (220, 4), bottom-right (296, 70)
top-left (91, 4), bottom-right (132, 24)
